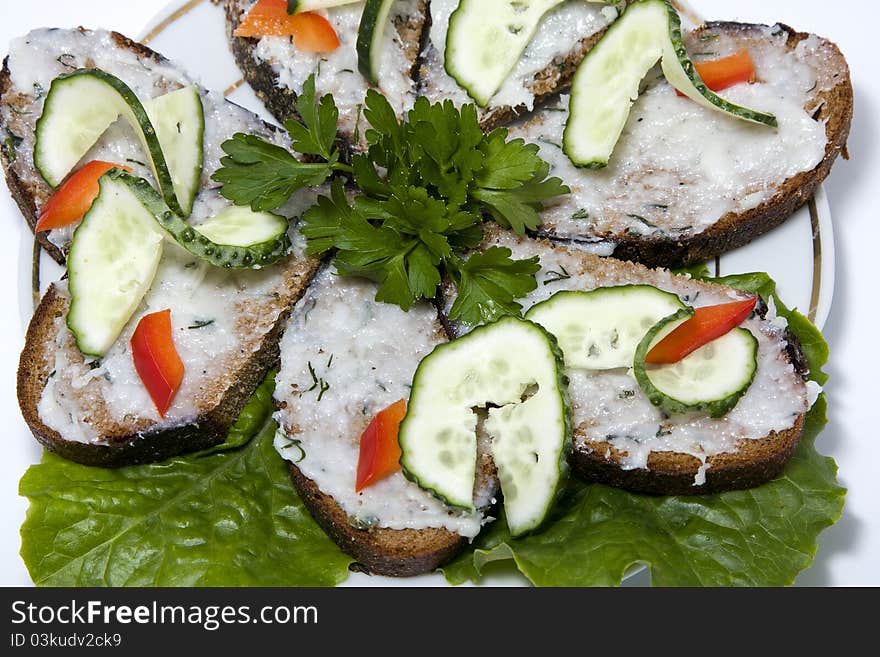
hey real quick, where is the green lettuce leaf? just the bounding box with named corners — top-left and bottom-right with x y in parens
top-left (442, 271), bottom-right (843, 586)
top-left (19, 374), bottom-right (353, 586)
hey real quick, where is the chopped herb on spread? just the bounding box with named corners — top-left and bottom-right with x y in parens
top-left (628, 214), bottom-right (657, 228)
top-left (304, 360), bottom-right (330, 402)
top-left (3, 131), bottom-right (22, 162)
top-left (543, 265), bottom-right (572, 286)
top-left (187, 319), bottom-right (215, 329)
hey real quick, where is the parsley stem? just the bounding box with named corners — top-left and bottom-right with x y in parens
top-left (331, 162), bottom-right (354, 174)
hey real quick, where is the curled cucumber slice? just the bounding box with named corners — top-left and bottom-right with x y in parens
top-left (633, 308), bottom-right (759, 418)
top-left (111, 169), bottom-right (291, 269)
top-left (564, 0), bottom-right (776, 168)
top-left (144, 86), bottom-right (204, 217)
top-left (67, 168), bottom-right (289, 356)
top-left (195, 206), bottom-right (289, 247)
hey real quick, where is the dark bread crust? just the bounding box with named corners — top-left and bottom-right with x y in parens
top-left (288, 462), bottom-right (465, 577)
top-left (18, 254), bottom-right (318, 467)
top-left (0, 30), bottom-right (171, 266)
top-left (224, 1), bottom-right (300, 127)
top-left (541, 22), bottom-right (854, 268)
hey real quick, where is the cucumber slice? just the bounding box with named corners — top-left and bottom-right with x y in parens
top-left (525, 286), bottom-right (685, 369)
top-left (144, 86), bottom-right (204, 217)
top-left (287, 0), bottom-right (358, 13)
top-left (564, 0), bottom-right (776, 168)
top-left (633, 309), bottom-right (759, 418)
top-left (195, 206), bottom-right (288, 247)
top-left (399, 316), bottom-right (570, 537)
top-left (111, 170), bottom-right (291, 269)
top-left (445, 0), bottom-right (546, 107)
top-left (67, 174), bottom-right (164, 357)
top-left (357, 0), bottom-right (397, 85)
top-left (445, 1), bottom-right (621, 107)
top-left (659, 2), bottom-right (777, 128)
top-left (34, 69), bottom-right (184, 215)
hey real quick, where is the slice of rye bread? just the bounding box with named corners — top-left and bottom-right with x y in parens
top-left (606, 22), bottom-right (853, 267)
top-left (5, 27), bottom-right (324, 466)
top-left (0, 30), bottom-right (173, 265)
top-left (521, 22), bottom-right (853, 268)
top-left (222, 0), bottom-right (427, 148)
top-left (437, 229), bottom-right (812, 496)
top-left (18, 251), bottom-right (319, 468)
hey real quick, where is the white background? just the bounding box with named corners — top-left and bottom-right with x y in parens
top-left (0, 0), bottom-right (876, 586)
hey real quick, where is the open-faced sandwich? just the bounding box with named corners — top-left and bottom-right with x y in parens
top-left (3, 0), bottom-right (850, 586)
top-left (2, 28), bottom-right (320, 465)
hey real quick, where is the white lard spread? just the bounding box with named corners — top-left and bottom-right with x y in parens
top-left (273, 267), bottom-right (487, 537)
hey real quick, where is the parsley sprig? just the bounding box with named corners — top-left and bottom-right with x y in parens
top-left (212, 76), bottom-right (350, 210)
top-left (212, 75), bottom-right (569, 324)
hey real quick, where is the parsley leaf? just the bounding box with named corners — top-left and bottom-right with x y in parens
top-left (406, 97), bottom-right (485, 205)
top-left (472, 154), bottom-right (570, 234)
top-left (475, 129), bottom-right (543, 189)
top-left (285, 75), bottom-right (338, 160)
top-left (212, 134), bottom-right (336, 212)
top-left (213, 74), bottom-right (345, 211)
top-left (472, 163), bottom-right (570, 235)
top-left (448, 247), bottom-right (541, 325)
top-left (301, 181), bottom-right (441, 312)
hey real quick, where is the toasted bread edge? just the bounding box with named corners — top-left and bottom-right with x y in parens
top-left (288, 462), bottom-right (466, 577)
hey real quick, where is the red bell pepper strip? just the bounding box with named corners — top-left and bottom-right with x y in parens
top-left (355, 399), bottom-right (407, 492)
top-left (677, 49), bottom-right (757, 97)
top-left (233, 0), bottom-right (340, 52)
top-left (645, 296), bottom-right (758, 364)
top-left (130, 309), bottom-right (185, 418)
top-left (34, 160), bottom-right (130, 233)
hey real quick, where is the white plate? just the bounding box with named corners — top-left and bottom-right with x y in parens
top-left (10, 0), bottom-right (837, 587)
